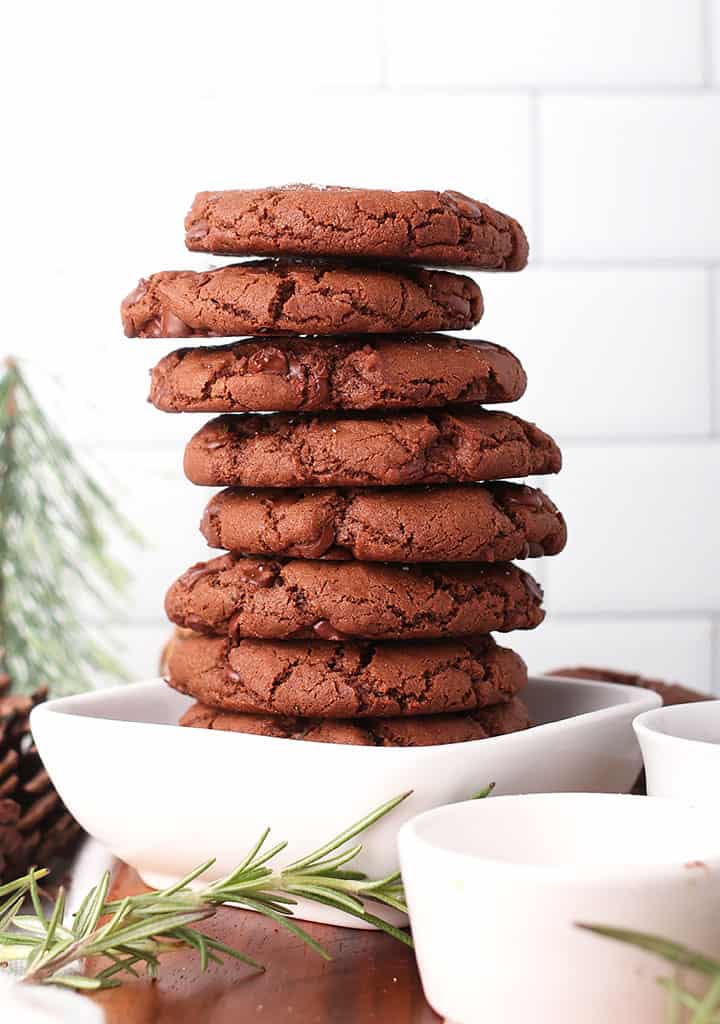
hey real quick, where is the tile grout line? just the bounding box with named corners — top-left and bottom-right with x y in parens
top-left (555, 434), bottom-right (718, 446)
top-left (325, 84), bottom-right (720, 98)
top-left (537, 260), bottom-right (720, 270)
top-left (80, 434), bottom-right (720, 453)
top-left (702, 0), bottom-right (715, 86)
top-left (528, 91), bottom-right (544, 263)
top-left (708, 266), bottom-right (718, 435)
top-left (375, 0), bottom-right (389, 92)
top-left (98, 610), bottom-right (720, 627)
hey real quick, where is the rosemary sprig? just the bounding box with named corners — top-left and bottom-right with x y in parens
top-left (0, 791), bottom-right (412, 991)
top-left (580, 925), bottom-right (720, 1023)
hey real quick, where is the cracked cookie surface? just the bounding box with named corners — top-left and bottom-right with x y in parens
top-left (149, 335), bottom-right (525, 413)
top-left (121, 260), bottom-right (482, 338)
top-left (200, 482), bottom-right (566, 563)
top-left (184, 408), bottom-right (562, 488)
top-left (179, 695), bottom-right (530, 744)
top-left (165, 554), bottom-right (544, 640)
top-left (167, 630), bottom-right (527, 719)
top-left (184, 186), bottom-right (528, 271)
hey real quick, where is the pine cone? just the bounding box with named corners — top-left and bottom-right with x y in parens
top-left (0, 676), bottom-right (84, 881)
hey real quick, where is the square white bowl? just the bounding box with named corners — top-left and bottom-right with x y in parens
top-left (31, 676), bottom-right (659, 927)
top-left (634, 699), bottom-right (720, 806)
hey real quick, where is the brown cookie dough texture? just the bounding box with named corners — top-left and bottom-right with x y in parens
top-left (184, 186), bottom-right (529, 272)
top-left (548, 667), bottom-right (708, 706)
top-left (149, 336), bottom-right (526, 414)
top-left (121, 261), bottom-right (483, 339)
top-left (201, 482), bottom-right (567, 563)
top-left (184, 409), bottom-right (562, 489)
top-left (183, 405), bottom-right (561, 489)
top-left (179, 696), bottom-right (530, 746)
top-left (167, 630), bottom-right (527, 719)
top-left (165, 555), bottom-right (545, 640)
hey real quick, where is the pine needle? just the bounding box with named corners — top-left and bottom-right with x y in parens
top-left (0, 358), bottom-right (141, 694)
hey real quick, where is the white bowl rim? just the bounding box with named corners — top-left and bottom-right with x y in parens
top-left (31, 675), bottom-right (661, 757)
top-left (399, 793), bottom-right (720, 880)
top-left (634, 699), bottom-right (720, 750)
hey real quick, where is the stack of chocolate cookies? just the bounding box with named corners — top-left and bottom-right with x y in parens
top-left (122, 185), bottom-right (566, 748)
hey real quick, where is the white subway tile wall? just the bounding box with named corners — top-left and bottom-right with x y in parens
top-left (4, 0), bottom-right (719, 693)
top-left (714, 270), bottom-right (720, 432)
top-left (540, 95), bottom-right (720, 264)
top-left (385, 0), bottom-right (705, 88)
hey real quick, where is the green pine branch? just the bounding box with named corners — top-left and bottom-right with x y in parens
top-left (0, 357), bottom-right (142, 695)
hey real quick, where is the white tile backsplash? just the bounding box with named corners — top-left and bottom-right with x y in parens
top-left (385, 0), bottom-right (705, 88)
top-left (712, 0), bottom-right (720, 83)
top-left (477, 268), bottom-right (712, 438)
top-left (4, 0), bottom-right (718, 690)
top-left (105, 622), bottom-right (173, 685)
top-left (543, 443), bottom-right (720, 615)
top-left (511, 615), bottom-right (716, 694)
top-left (7, 1), bottom-right (384, 101)
top-left (541, 96), bottom-right (720, 264)
top-left (713, 269), bottom-right (720, 433)
top-left (88, 447), bottom-right (214, 624)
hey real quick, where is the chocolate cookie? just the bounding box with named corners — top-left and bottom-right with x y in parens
top-left (121, 261), bottom-right (482, 338)
top-left (184, 186), bottom-right (529, 271)
top-left (201, 483), bottom-right (567, 563)
top-left (184, 409), bottom-right (562, 489)
top-left (179, 697), bottom-right (530, 746)
top-left (165, 555), bottom-right (544, 640)
top-left (548, 667), bottom-right (709, 707)
top-left (167, 630), bottom-right (527, 718)
top-left (149, 336), bottom-right (526, 413)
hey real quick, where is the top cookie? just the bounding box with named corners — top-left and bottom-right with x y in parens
top-left (184, 186), bottom-right (529, 271)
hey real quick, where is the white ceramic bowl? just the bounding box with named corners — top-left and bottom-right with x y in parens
top-left (31, 676), bottom-right (659, 927)
top-left (634, 698), bottom-right (720, 806)
top-left (399, 794), bottom-right (720, 1024)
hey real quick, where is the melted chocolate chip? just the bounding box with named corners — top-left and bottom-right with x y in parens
top-left (294, 523), bottom-right (337, 559)
top-left (124, 279), bottom-right (148, 306)
top-left (186, 219), bottom-right (209, 241)
top-left (179, 562), bottom-right (217, 590)
top-left (522, 573), bottom-right (544, 603)
top-left (235, 561), bottom-right (278, 588)
top-left (307, 369), bottom-right (330, 406)
top-left (495, 484), bottom-right (545, 511)
top-left (248, 348), bottom-right (289, 375)
top-left (159, 307), bottom-right (194, 339)
top-left (312, 620), bottom-right (350, 642)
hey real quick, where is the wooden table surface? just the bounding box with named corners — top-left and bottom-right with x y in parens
top-left (90, 863), bottom-right (439, 1024)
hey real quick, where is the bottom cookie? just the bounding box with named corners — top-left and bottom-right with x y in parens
top-left (165, 630), bottom-right (527, 718)
top-left (179, 697), bottom-right (530, 747)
